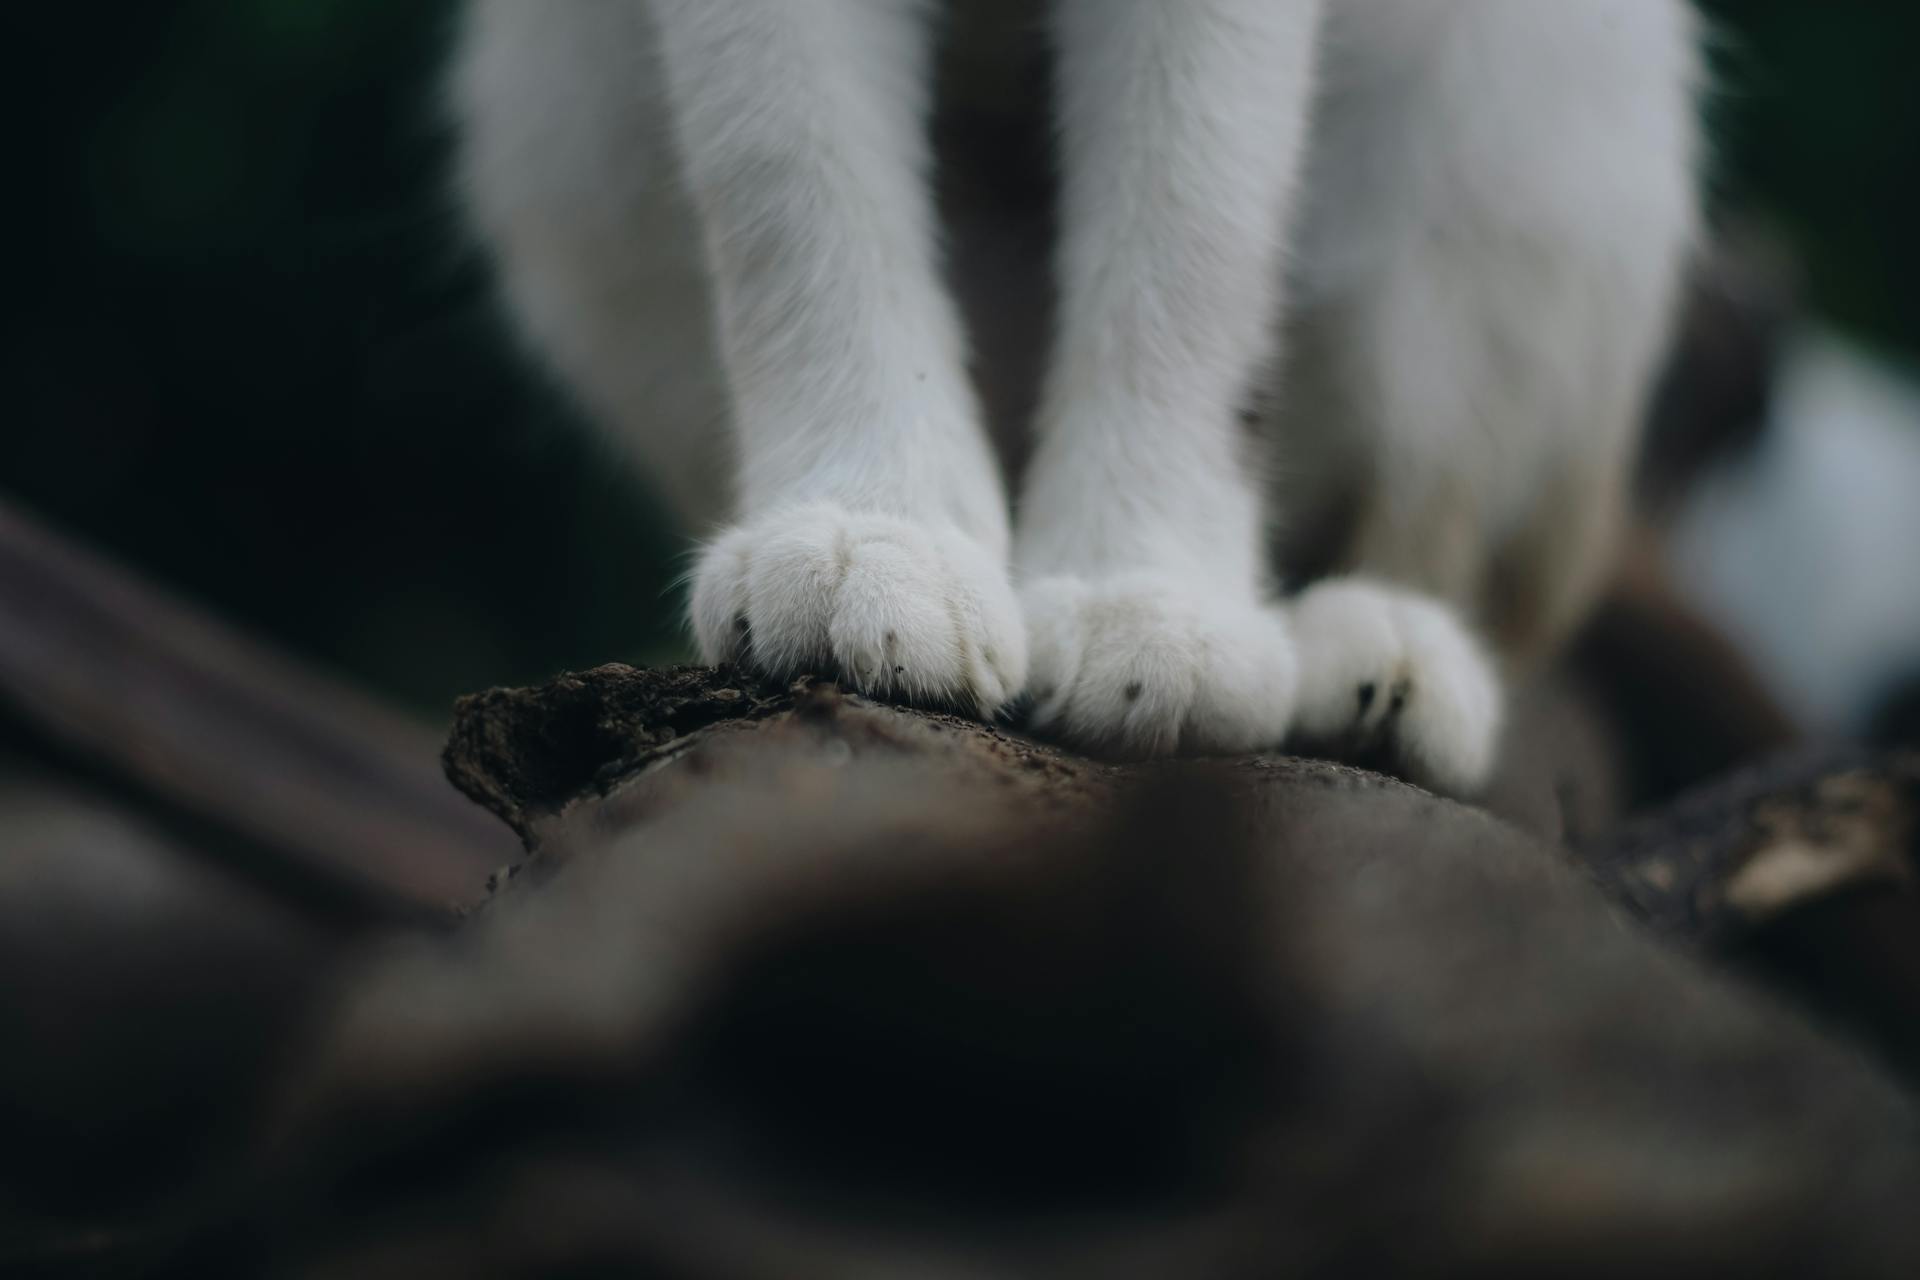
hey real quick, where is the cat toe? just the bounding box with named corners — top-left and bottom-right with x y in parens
top-left (690, 503), bottom-right (1025, 717)
top-left (1021, 574), bottom-right (1296, 759)
top-left (1288, 577), bottom-right (1501, 796)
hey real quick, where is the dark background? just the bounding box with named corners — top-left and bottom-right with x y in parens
top-left (8, 0), bottom-right (1919, 721)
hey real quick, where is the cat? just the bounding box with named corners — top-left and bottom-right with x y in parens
top-left (451, 0), bottom-right (1700, 794)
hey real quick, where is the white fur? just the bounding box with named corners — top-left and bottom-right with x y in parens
top-left (453, 0), bottom-right (1700, 792)
top-left (1277, 0), bottom-right (1701, 642)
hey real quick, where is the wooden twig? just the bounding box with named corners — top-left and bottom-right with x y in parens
top-left (0, 499), bottom-right (513, 915)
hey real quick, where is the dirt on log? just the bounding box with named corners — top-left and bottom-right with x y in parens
top-left (164, 664), bottom-right (1920, 1277)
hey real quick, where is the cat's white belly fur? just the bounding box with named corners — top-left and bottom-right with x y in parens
top-left (452, 0), bottom-right (1698, 791)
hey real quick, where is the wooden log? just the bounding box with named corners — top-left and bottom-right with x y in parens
top-left (445, 665), bottom-right (1913, 953)
top-left (174, 664), bottom-right (1920, 1277)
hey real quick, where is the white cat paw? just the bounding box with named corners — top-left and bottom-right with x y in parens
top-left (689, 503), bottom-right (1026, 717)
top-left (1021, 574), bottom-right (1297, 759)
top-left (1286, 577), bottom-right (1501, 796)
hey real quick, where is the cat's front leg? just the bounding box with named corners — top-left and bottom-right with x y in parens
top-left (1016, 0), bottom-right (1323, 756)
top-left (652, 1), bottom-right (1023, 715)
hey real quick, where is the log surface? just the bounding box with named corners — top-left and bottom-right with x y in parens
top-left (193, 661), bottom-right (1920, 1276)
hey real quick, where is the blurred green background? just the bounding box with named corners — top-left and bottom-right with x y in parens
top-left (7, 1), bottom-right (1918, 719)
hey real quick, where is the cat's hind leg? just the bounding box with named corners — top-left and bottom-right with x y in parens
top-left (1280, 0), bottom-right (1699, 660)
top-left (1268, 0), bottom-right (1699, 790)
top-left (454, 0), bottom-right (731, 527)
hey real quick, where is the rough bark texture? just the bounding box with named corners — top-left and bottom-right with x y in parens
top-left (168, 664), bottom-right (1920, 1277)
top-left (444, 664), bottom-right (1918, 962)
